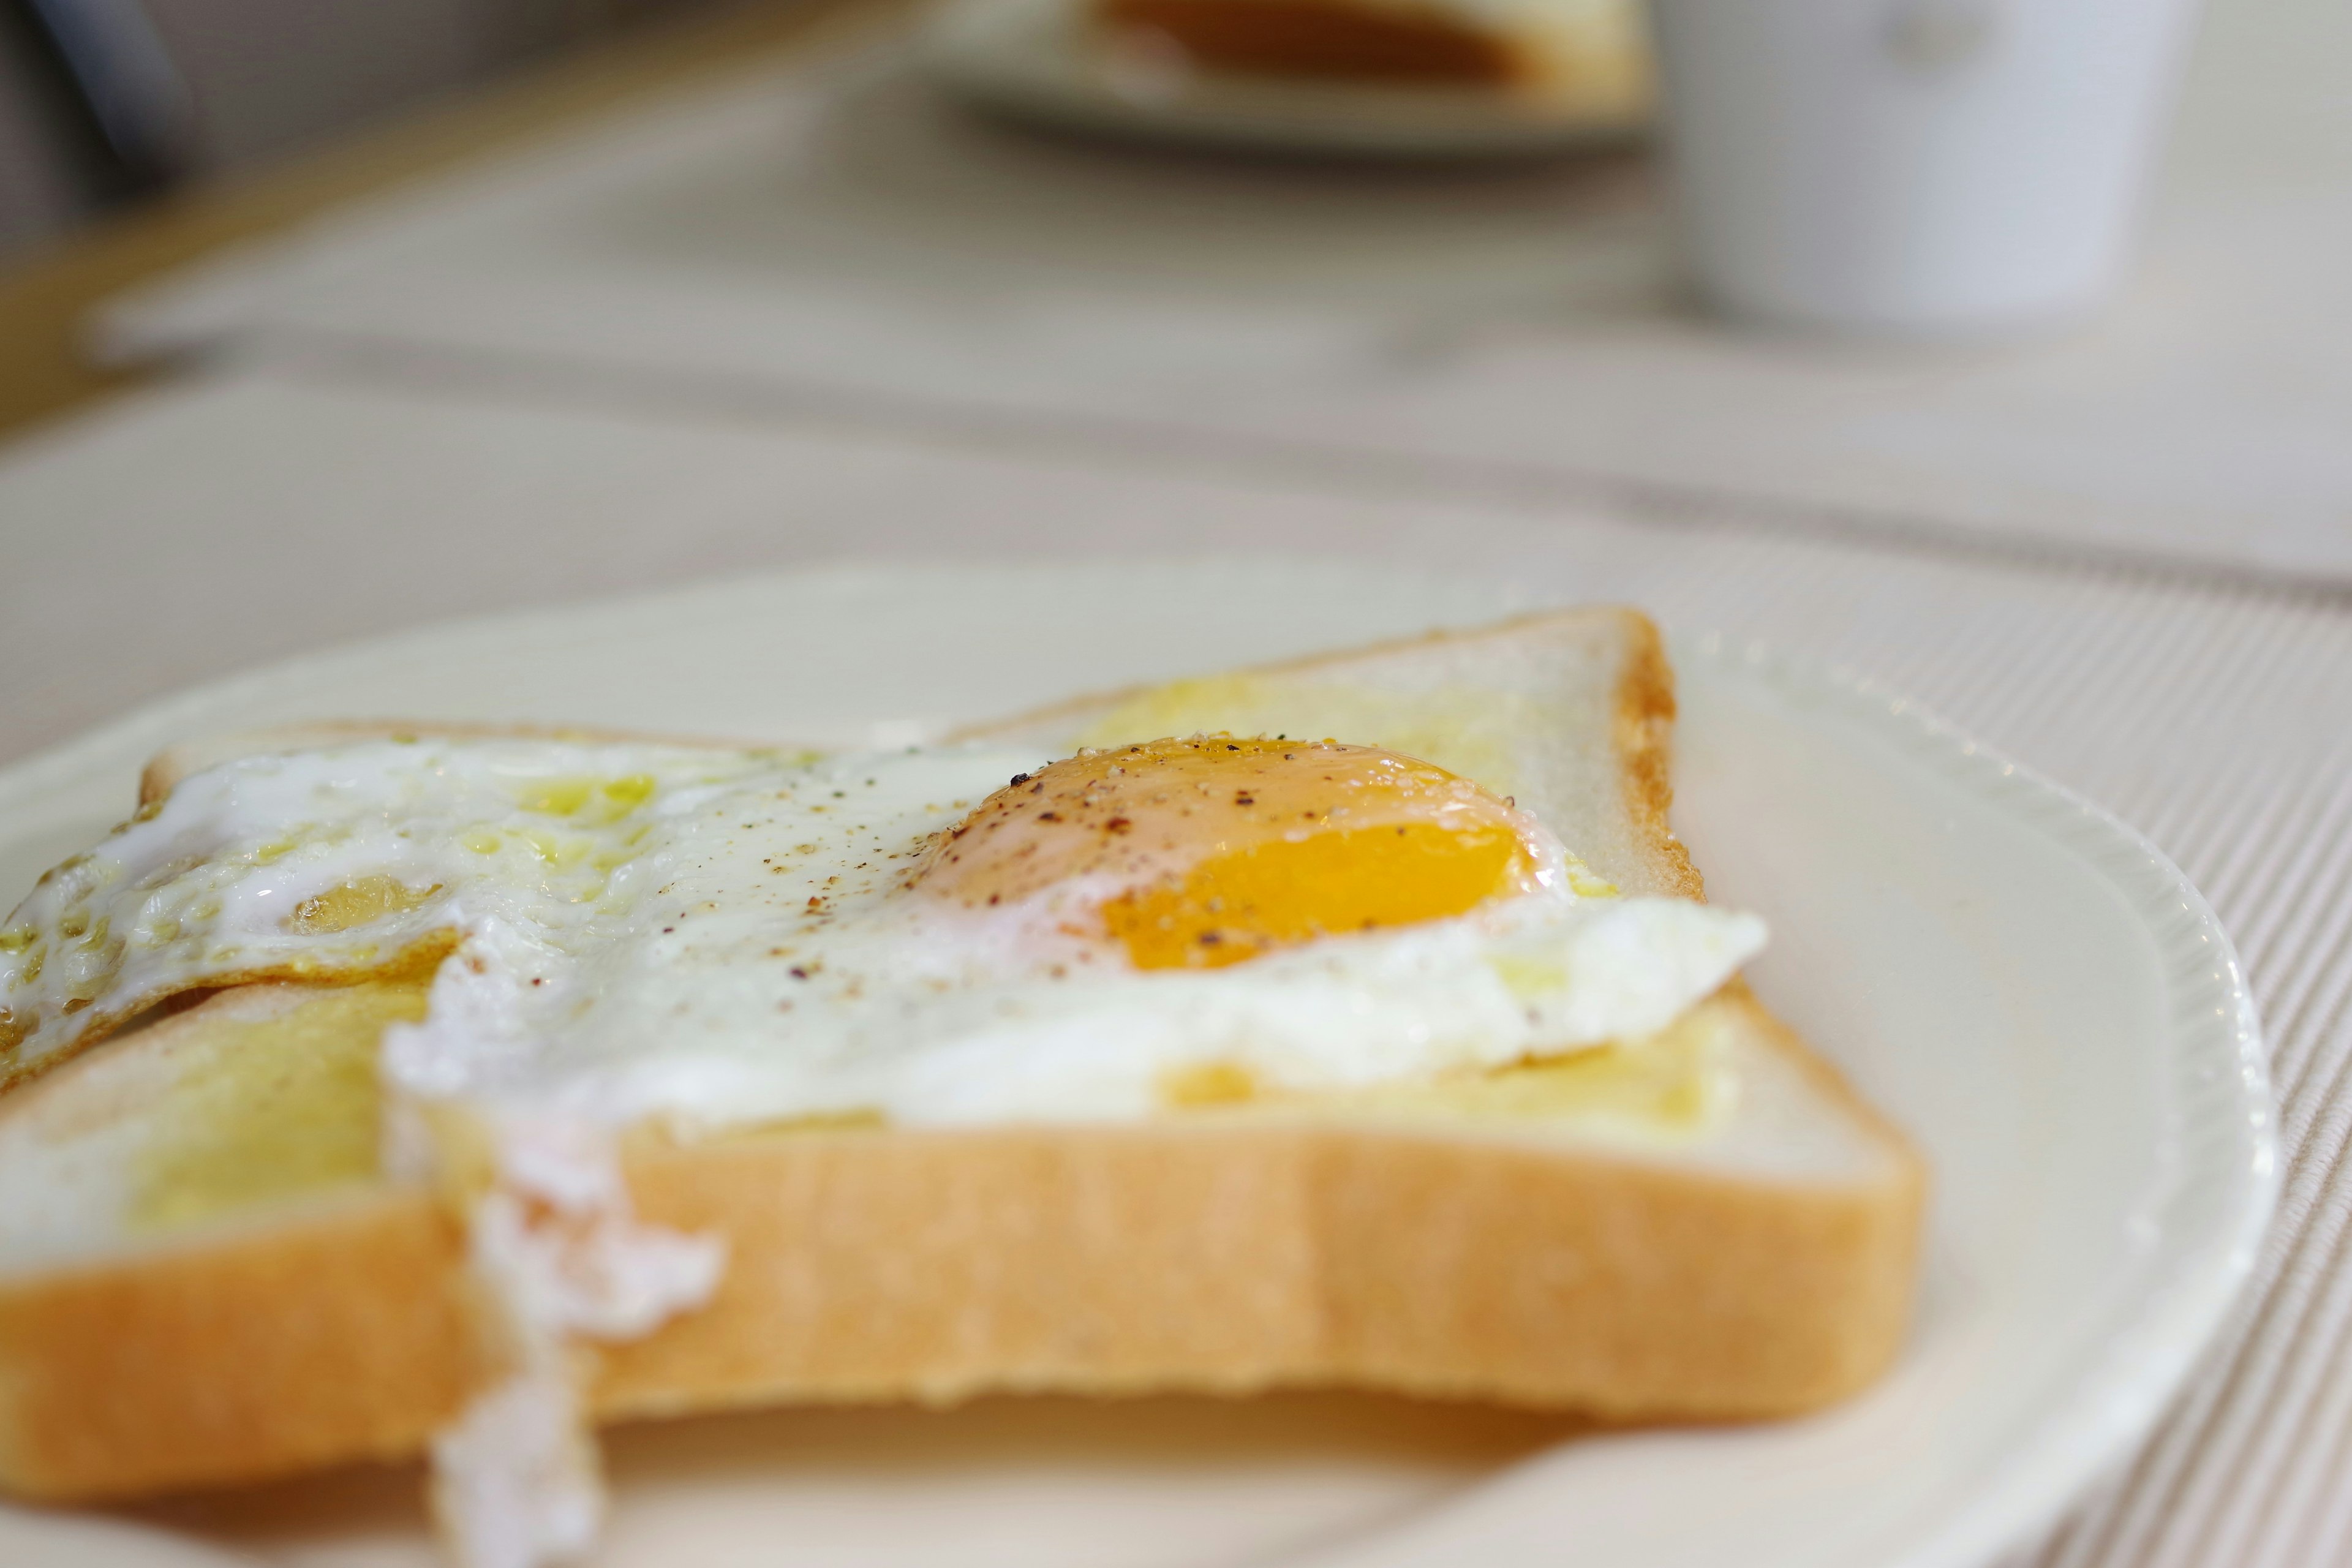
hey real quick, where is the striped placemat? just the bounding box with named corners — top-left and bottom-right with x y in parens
top-left (1427, 529), bottom-right (2352, 1568)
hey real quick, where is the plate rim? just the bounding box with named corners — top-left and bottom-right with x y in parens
top-left (0, 563), bottom-right (2280, 1568)
top-left (1638, 630), bottom-right (2278, 1568)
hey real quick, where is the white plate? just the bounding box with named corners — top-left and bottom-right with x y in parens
top-left (0, 560), bottom-right (2275, 1568)
top-left (921, 0), bottom-right (1649, 160)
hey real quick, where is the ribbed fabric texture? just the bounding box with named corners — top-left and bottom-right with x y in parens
top-left (952, 474), bottom-right (2352, 1568)
top-left (1408, 518), bottom-right (2352, 1568)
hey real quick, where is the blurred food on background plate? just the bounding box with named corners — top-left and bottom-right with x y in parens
top-left (924, 0), bottom-right (1652, 160)
top-left (1093, 0), bottom-right (1648, 104)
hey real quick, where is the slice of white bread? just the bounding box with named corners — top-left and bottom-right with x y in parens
top-left (0, 608), bottom-right (1923, 1504)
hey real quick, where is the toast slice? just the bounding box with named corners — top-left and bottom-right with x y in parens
top-left (1090, 0), bottom-right (1650, 107)
top-left (0, 608), bottom-right (1923, 1505)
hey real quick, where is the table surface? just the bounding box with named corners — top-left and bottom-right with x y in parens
top-left (5, 0), bottom-right (2348, 449)
top-left (0, 0), bottom-right (902, 439)
top-left (1, 2), bottom-right (2349, 1567)
top-left (66, 0), bottom-right (2352, 586)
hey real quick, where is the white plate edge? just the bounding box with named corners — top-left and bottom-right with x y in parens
top-left (1665, 629), bottom-right (2280, 1568)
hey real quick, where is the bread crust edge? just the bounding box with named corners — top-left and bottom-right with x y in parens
top-left (0, 987), bottom-right (1920, 1502)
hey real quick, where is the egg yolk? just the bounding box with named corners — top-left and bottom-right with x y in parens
top-left (914, 736), bottom-right (1542, 969)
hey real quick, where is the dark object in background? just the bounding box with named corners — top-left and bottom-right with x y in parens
top-left (0, 0), bottom-right (739, 261)
top-left (1, 0), bottom-right (193, 206)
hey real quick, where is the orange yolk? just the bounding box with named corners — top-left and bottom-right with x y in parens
top-left (912, 736), bottom-right (1542, 969)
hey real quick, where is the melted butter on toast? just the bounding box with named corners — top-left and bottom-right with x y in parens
top-left (130, 982), bottom-right (427, 1233)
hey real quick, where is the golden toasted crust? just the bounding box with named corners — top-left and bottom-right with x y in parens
top-left (601, 993), bottom-right (1920, 1422)
top-left (0, 984), bottom-right (1919, 1502)
top-left (0, 1189), bottom-right (483, 1498)
top-left (1610, 612), bottom-right (1705, 903)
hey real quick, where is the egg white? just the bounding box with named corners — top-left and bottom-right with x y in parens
top-left (2, 739), bottom-right (1766, 1131)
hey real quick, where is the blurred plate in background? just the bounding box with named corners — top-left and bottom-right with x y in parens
top-left (921, 0), bottom-right (1650, 159)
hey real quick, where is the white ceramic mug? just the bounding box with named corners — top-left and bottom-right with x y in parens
top-left (1648, 0), bottom-right (2202, 336)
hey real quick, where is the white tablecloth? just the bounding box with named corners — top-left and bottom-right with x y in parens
top-left (4, 361), bottom-right (2349, 1566)
top-left (93, 0), bottom-right (2352, 584)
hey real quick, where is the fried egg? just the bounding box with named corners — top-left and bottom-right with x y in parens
top-left (0, 734), bottom-right (1765, 1130)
